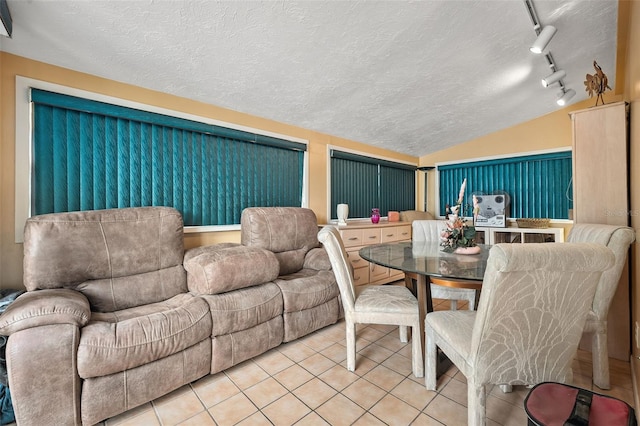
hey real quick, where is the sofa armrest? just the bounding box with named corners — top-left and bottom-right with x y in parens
top-left (303, 247), bottom-right (332, 271)
top-left (0, 289), bottom-right (90, 335)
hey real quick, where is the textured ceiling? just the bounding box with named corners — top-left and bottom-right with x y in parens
top-left (0, 0), bottom-right (619, 157)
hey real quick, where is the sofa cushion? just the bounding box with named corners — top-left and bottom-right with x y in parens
top-left (211, 316), bottom-right (284, 374)
top-left (23, 207), bottom-right (188, 311)
top-left (283, 299), bottom-right (339, 342)
top-left (184, 243), bottom-right (279, 295)
top-left (201, 282), bottom-right (283, 336)
top-left (77, 293), bottom-right (211, 378)
top-left (275, 269), bottom-right (339, 312)
top-left (76, 265), bottom-right (187, 313)
top-left (241, 207), bottom-right (320, 275)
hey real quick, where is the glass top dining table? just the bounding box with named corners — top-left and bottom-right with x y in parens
top-left (359, 241), bottom-right (490, 282)
top-left (359, 241), bottom-right (491, 353)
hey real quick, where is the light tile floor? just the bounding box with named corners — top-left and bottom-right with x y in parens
top-left (103, 298), bottom-right (634, 426)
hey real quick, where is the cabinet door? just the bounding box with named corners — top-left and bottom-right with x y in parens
top-left (571, 102), bottom-right (628, 225)
top-left (381, 225), bottom-right (411, 243)
top-left (352, 265), bottom-right (369, 286)
top-left (346, 248), bottom-right (368, 271)
top-left (341, 229), bottom-right (364, 248)
top-left (369, 263), bottom-right (390, 283)
top-left (362, 228), bottom-right (381, 245)
top-left (396, 225), bottom-right (411, 241)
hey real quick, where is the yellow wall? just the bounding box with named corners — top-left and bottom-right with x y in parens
top-left (419, 94), bottom-right (623, 215)
top-left (0, 53), bottom-right (416, 289)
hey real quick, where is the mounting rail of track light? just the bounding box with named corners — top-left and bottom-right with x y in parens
top-left (524, 0), bottom-right (575, 106)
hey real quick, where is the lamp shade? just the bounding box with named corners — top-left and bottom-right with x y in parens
top-left (556, 89), bottom-right (576, 106)
top-left (530, 25), bottom-right (556, 54)
top-left (542, 70), bottom-right (566, 87)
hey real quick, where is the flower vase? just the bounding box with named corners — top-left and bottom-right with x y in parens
top-left (454, 246), bottom-right (481, 255)
top-left (371, 208), bottom-right (380, 224)
top-left (337, 204), bottom-right (349, 226)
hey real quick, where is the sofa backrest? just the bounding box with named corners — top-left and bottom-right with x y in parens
top-left (241, 207), bottom-right (320, 275)
top-left (23, 206), bottom-right (187, 312)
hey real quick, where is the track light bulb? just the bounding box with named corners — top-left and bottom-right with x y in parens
top-left (541, 70), bottom-right (566, 87)
top-left (556, 89), bottom-right (576, 106)
top-left (530, 25), bottom-right (557, 54)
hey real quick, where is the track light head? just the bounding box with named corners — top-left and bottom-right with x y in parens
top-left (556, 89), bottom-right (576, 106)
top-left (0, 0), bottom-right (11, 37)
top-left (530, 25), bottom-right (556, 54)
top-left (541, 70), bottom-right (566, 87)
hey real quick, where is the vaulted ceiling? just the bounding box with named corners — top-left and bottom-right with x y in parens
top-left (0, 0), bottom-right (619, 157)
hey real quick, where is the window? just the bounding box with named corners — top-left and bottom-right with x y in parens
top-left (330, 149), bottom-right (416, 219)
top-left (27, 87), bottom-right (307, 228)
top-left (437, 150), bottom-right (572, 219)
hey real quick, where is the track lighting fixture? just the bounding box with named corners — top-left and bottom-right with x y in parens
top-left (556, 89), bottom-right (576, 106)
top-left (0, 0), bottom-right (11, 37)
top-left (525, 0), bottom-right (576, 107)
top-left (530, 25), bottom-right (556, 54)
top-left (541, 70), bottom-right (566, 88)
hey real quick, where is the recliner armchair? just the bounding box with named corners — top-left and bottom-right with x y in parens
top-left (0, 207), bottom-right (212, 425)
top-left (241, 207), bottom-right (341, 341)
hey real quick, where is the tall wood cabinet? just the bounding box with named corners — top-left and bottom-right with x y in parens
top-left (570, 101), bottom-right (630, 360)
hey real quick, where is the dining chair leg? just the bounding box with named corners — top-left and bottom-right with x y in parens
top-left (411, 322), bottom-right (424, 378)
top-left (424, 328), bottom-right (437, 390)
top-left (468, 380), bottom-right (487, 426)
top-left (592, 331), bottom-right (610, 389)
top-left (346, 320), bottom-right (356, 372)
top-left (399, 325), bottom-right (408, 343)
top-left (450, 300), bottom-right (458, 311)
top-left (472, 290), bottom-right (481, 310)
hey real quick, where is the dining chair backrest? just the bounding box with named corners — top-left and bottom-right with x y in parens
top-left (412, 220), bottom-right (447, 243)
top-left (470, 242), bottom-right (615, 385)
top-left (566, 224), bottom-right (635, 319)
top-left (318, 226), bottom-right (356, 312)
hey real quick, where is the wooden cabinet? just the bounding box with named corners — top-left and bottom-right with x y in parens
top-left (571, 102), bottom-right (629, 225)
top-left (338, 221), bottom-right (411, 286)
top-left (570, 101), bottom-right (630, 360)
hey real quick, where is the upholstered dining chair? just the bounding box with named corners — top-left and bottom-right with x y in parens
top-left (424, 242), bottom-right (614, 426)
top-left (318, 226), bottom-right (423, 378)
top-left (566, 223), bottom-right (635, 389)
top-left (411, 220), bottom-right (480, 310)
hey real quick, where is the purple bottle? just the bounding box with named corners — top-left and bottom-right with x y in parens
top-left (371, 208), bottom-right (380, 224)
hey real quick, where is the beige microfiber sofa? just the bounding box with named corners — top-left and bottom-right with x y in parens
top-left (0, 206), bottom-right (338, 425)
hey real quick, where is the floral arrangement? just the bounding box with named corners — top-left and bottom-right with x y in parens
top-left (440, 178), bottom-right (478, 253)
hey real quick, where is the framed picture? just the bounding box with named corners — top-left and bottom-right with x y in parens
top-left (474, 194), bottom-right (507, 228)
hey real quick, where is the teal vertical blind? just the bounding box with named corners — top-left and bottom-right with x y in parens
top-left (437, 151), bottom-right (573, 219)
top-left (330, 150), bottom-right (416, 219)
top-left (31, 89), bottom-right (306, 226)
